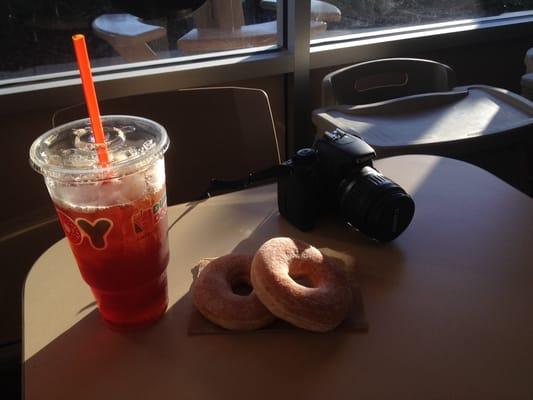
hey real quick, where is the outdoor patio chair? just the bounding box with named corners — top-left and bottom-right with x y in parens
top-left (259, 0), bottom-right (341, 22)
top-left (92, 14), bottom-right (167, 62)
top-left (178, 0), bottom-right (327, 55)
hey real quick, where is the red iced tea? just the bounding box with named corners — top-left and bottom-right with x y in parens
top-left (55, 187), bottom-right (169, 326)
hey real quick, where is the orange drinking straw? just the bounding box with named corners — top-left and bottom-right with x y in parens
top-left (72, 34), bottom-right (110, 166)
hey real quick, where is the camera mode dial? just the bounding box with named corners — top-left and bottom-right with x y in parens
top-left (294, 148), bottom-right (317, 164)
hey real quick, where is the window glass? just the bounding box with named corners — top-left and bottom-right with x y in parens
top-left (310, 0), bottom-right (533, 43)
top-left (0, 1), bottom-right (278, 81)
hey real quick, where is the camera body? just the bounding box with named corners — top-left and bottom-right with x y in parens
top-left (278, 129), bottom-right (415, 242)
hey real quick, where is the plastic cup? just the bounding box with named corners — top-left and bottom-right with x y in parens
top-left (29, 115), bottom-right (170, 327)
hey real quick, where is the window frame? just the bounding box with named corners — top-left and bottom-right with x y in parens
top-left (0, 1), bottom-right (532, 135)
top-left (310, 11), bottom-right (533, 69)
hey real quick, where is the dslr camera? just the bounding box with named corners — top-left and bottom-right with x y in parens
top-left (278, 129), bottom-right (415, 242)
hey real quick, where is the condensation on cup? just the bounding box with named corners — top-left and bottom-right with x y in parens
top-left (30, 115), bottom-right (170, 327)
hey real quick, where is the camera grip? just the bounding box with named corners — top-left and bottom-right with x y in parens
top-left (277, 166), bottom-right (321, 231)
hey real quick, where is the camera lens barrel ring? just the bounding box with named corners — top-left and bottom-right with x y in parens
top-left (339, 168), bottom-right (414, 242)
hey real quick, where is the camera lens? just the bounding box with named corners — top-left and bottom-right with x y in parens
top-left (339, 166), bottom-right (415, 242)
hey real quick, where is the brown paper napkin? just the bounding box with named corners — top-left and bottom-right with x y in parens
top-left (187, 248), bottom-right (368, 335)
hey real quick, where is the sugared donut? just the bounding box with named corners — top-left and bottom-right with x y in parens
top-left (192, 254), bottom-right (276, 331)
top-left (251, 237), bottom-right (352, 332)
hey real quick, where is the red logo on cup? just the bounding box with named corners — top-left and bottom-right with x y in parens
top-left (57, 210), bottom-right (83, 245)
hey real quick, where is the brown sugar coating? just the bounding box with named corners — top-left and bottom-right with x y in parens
top-left (192, 254), bottom-right (276, 331)
top-left (251, 237), bottom-right (352, 332)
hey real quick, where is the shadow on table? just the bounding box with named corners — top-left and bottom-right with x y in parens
top-left (23, 186), bottom-right (411, 399)
top-left (24, 289), bottom-right (359, 399)
top-left (23, 220), bottom-right (402, 400)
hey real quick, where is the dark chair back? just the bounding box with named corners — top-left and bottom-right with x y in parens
top-left (322, 58), bottom-right (456, 106)
top-left (53, 87), bottom-right (281, 205)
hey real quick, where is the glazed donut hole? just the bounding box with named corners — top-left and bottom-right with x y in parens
top-left (207, 267), bottom-right (252, 297)
top-left (229, 274), bottom-right (253, 296)
top-left (287, 259), bottom-right (322, 289)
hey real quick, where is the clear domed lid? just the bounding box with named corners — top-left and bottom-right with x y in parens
top-left (29, 115), bottom-right (169, 182)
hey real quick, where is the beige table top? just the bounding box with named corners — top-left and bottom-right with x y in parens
top-left (24, 155), bottom-right (533, 400)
